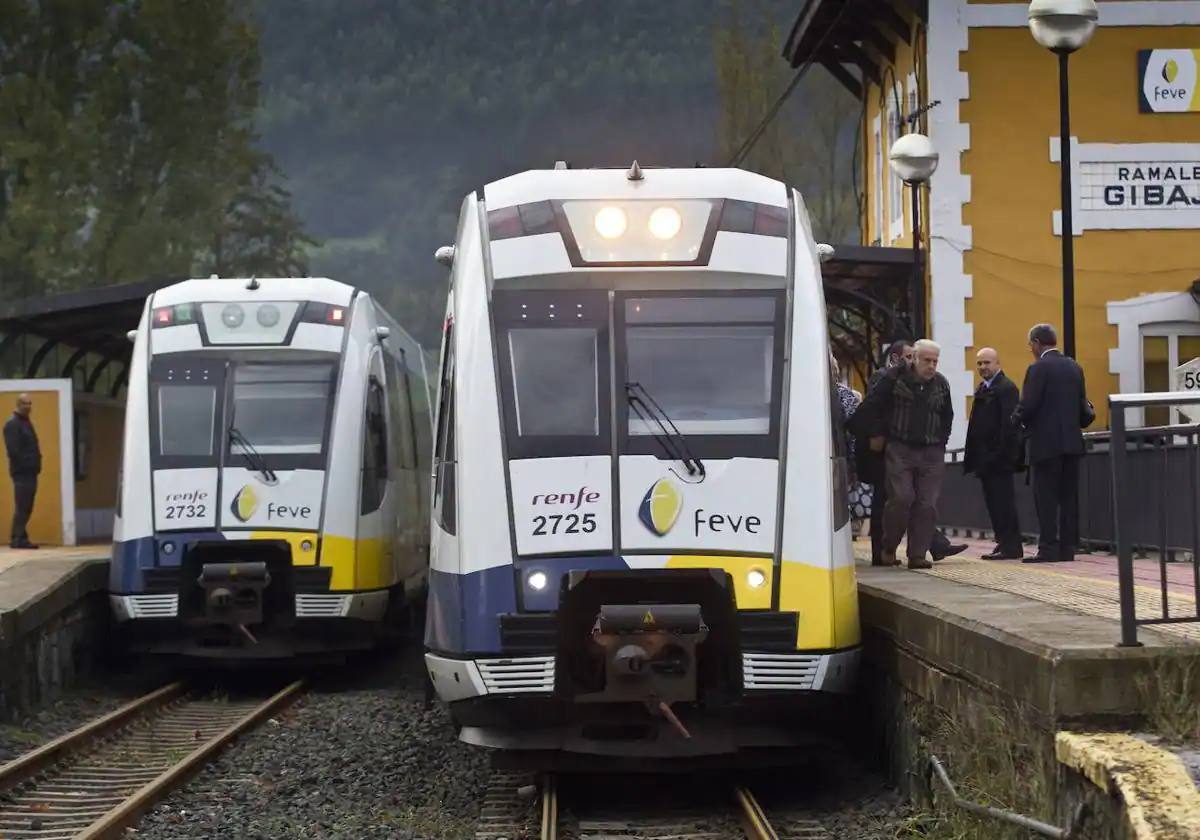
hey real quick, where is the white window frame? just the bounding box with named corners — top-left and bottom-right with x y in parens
top-left (872, 114), bottom-right (883, 245)
top-left (887, 85), bottom-right (904, 242)
top-left (1140, 321), bottom-right (1200, 427)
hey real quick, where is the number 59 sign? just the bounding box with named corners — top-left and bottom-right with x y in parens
top-left (1174, 357), bottom-right (1200, 391)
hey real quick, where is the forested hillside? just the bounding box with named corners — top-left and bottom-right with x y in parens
top-left (253, 0), bottom-right (858, 345)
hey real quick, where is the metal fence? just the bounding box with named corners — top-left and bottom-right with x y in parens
top-left (936, 391), bottom-right (1200, 646)
top-left (1109, 392), bottom-right (1200, 646)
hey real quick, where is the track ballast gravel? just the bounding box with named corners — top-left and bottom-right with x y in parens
top-left (133, 644), bottom-right (490, 840)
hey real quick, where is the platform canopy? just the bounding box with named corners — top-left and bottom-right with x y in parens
top-left (0, 279), bottom-right (179, 395)
top-left (784, 0), bottom-right (927, 98)
top-left (821, 243), bottom-right (919, 379)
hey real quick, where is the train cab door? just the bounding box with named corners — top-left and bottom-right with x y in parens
top-left (384, 347), bottom-right (424, 585)
top-left (359, 348), bottom-right (399, 589)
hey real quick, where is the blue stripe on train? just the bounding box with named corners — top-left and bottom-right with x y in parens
top-left (109, 531), bottom-right (225, 592)
top-left (425, 554), bottom-right (632, 655)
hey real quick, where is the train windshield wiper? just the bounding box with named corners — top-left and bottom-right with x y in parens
top-left (625, 382), bottom-right (705, 478)
top-left (228, 425), bottom-right (277, 483)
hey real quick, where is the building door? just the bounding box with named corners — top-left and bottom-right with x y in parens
top-left (1141, 323), bottom-right (1200, 426)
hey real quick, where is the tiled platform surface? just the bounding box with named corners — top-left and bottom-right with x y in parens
top-left (854, 536), bottom-right (1200, 644)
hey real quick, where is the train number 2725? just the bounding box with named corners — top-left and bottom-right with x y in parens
top-left (532, 513), bottom-right (597, 535)
top-left (164, 504), bottom-right (207, 519)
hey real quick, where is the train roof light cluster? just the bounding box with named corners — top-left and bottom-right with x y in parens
top-left (487, 197), bottom-right (788, 267)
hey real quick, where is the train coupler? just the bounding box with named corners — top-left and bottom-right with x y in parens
top-left (197, 561), bottom-right (271, 629)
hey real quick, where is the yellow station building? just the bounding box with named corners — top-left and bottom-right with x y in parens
top-left (788, 0), bottom-right (1200, 446)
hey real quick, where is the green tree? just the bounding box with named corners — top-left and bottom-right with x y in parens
top-left (0, 0), bottom-right (311, 296)
top-left (713, 0), bottom-right (860, 243)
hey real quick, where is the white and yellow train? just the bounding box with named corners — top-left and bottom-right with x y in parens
top-left (423, 163), bottom-right (860, 761)
top-left (110, 276), bottom-right (431, 659)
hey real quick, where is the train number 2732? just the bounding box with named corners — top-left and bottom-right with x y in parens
top-left (532, 513), bottom-right (597, 536)
top-left (164, 504), bottom-right (207, 519)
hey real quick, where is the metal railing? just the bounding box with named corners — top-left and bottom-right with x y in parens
top-left (1109, 392), bottom-right (1200, 646)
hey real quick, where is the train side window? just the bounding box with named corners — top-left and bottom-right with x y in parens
top-left (361, 376), bottom-right (388, 514)
top-left (385, 351), bottom-right (416, 470)
top-left (829, 384), bottom-right (850, 532)
top-left (433, 323), bottom-right (456, 534)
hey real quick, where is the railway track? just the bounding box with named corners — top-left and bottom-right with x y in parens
top-left (475, 771), bottom-right (831, 840)
top-left (0, 679), bottom-right (304, 839)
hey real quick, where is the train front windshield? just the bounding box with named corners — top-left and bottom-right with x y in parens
top-left (150, 354), bottom-right (337, 469)
top-left (495, 289), bottom-right (785, 460)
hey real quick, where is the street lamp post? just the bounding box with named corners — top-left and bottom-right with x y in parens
top-left (1028, 0), bottom-right (1098, 360)
top-left (889, 132), bottom-right (939, 340)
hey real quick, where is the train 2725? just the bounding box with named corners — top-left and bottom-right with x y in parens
top-left (423, 163), bottom-right (860, 762)
top-left (109, 276), bottom-right (431, 659)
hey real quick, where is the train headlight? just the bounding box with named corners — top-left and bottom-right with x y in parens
top-left (527, 571), bottom-right (549, 592)
top-left (648, 206), bottom-right (682, 240)
top-left (300, 539), bottom-right (314, 553)
top-left (221, 303), bottom-right (245, 328)
top-left (747, 569), bottom-right (767, 589)
top-left (256, 303), bottom-right (281, 327)
top-left (161, 541), bottom-right (176, 555)
top-left (594, 206), bottom-right (627, 239)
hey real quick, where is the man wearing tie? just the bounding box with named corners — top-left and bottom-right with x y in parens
top-left (964, 348), bottom-right (1023, 559)
top-left (1013, 324), bottom-right (1092, 563)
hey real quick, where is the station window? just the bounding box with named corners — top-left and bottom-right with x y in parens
top-left (887, 94), bottom-right (903, 241)
top-left (872, 115), bottom-right (883, 245)
top-left (1141, 327), bottom-right (1200, 427)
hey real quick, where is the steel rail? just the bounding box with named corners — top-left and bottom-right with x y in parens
top-left (539, 773), bottom-right (558, 840)
top-left (76, 680), bottom-right (305, 839)
top-left (0, 680), bottom-right (305, 840)
top-left (734, 785), bottom-right (780, 840)
top-left (0, 682), bottom-right (187, 793)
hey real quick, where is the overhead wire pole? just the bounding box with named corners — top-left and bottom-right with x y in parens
top-left (725, 2), bottom-right (853, 169)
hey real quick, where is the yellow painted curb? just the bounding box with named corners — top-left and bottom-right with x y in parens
top-left (1056, 731), bottom-right (1200, 840)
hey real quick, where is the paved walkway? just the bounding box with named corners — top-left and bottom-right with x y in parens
top-left (854, 536), bottom-right (1200, 644)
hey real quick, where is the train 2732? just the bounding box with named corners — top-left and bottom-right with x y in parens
top-left (423, 163), bottom-right (860, 762)
top-left (109, 276), bottom-right (431, 659)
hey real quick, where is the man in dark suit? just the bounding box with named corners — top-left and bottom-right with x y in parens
top-left (1012, 324), bottom-right (1092, 563)
top-left (964, 348), bottom-right (1023, 559)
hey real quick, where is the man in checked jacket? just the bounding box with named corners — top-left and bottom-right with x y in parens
top-left (854, 339), bottom-right (954, 569)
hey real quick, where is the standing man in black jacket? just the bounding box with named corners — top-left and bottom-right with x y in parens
top-left (964, 348), bottom-right (1024, 559)
top-left (3, 393), bottom-right (41, 549)
top-left (1013, 324), bottom-right (1091, 563)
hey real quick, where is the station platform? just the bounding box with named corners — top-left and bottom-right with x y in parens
top-left (0, 544), bottom-right (111, 718)
top-left (851, 536), bottom-right (1199, 726)
top-left (853, 535), bottom-right (1199, 645)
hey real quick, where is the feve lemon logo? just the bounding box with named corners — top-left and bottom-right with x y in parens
top-left (230, 484), bottom-right (259, 523)
top-left (1139, 49), bottom-right (1200, 113)
top-left (638, 477), bottom-right (682, 536)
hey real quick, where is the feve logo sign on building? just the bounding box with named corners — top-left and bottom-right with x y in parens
top-left (1139, 50), bottom-right (1200, 113)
